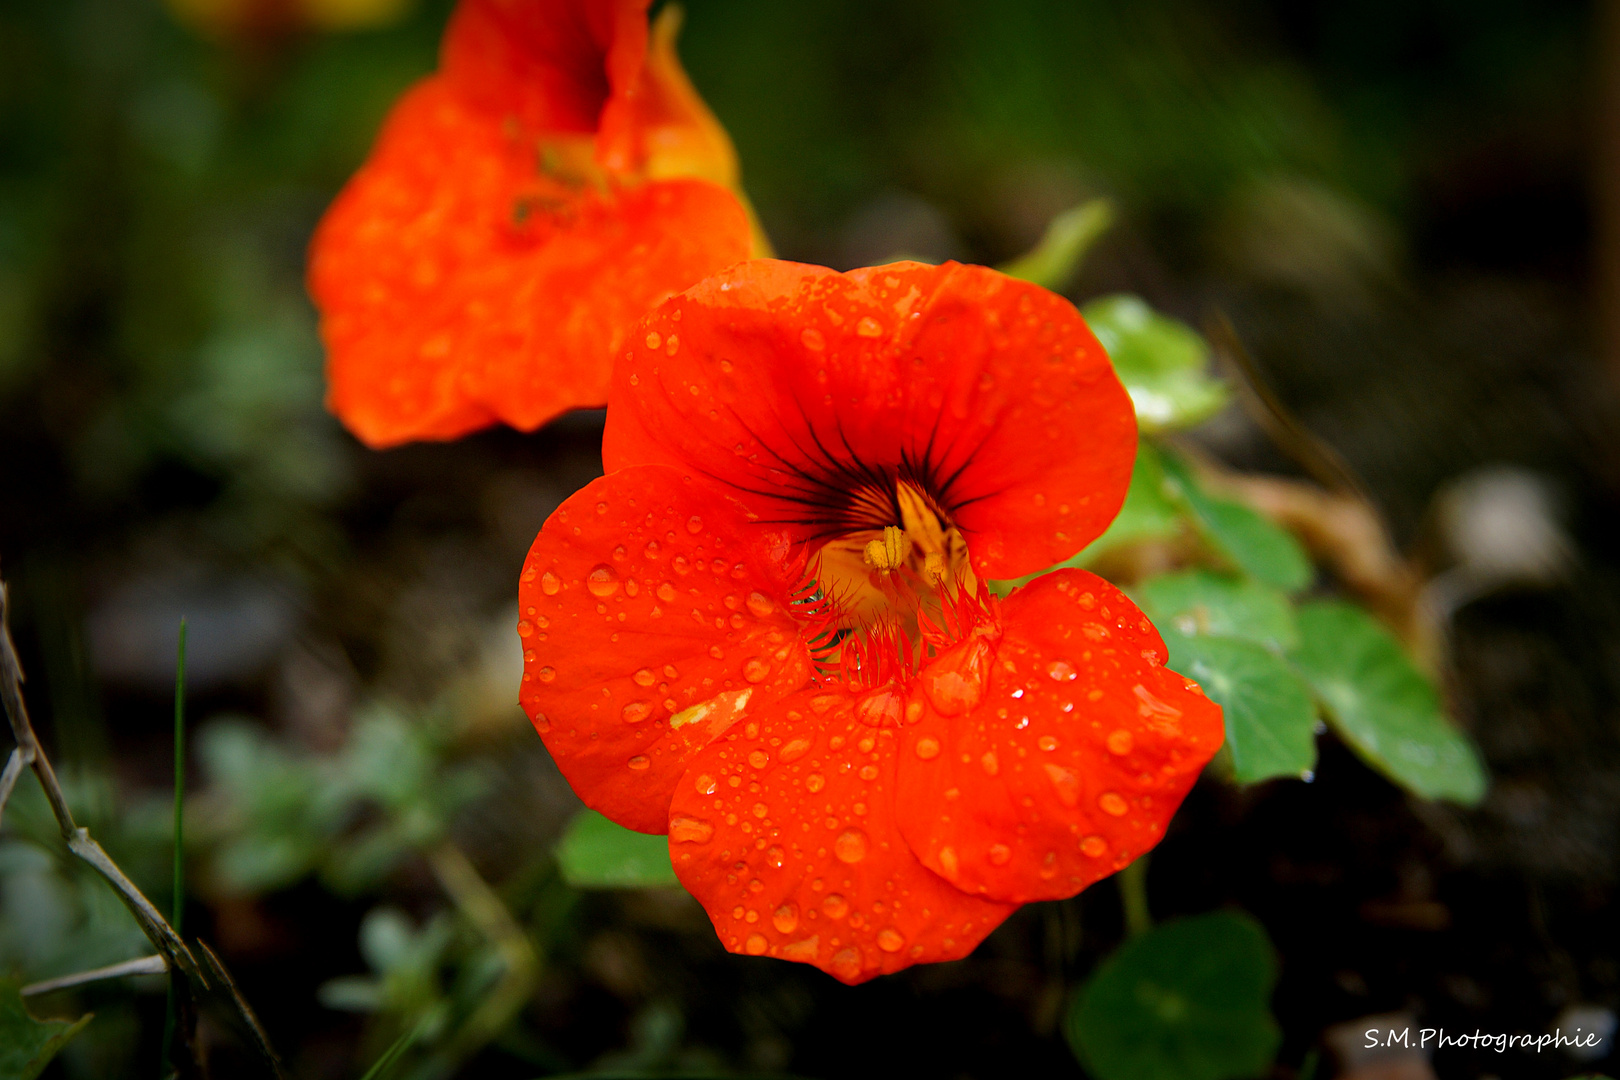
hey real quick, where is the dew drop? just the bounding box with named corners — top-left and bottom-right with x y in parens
top-left (586, 565), bottom-right (621, 598)
top-left (633, 668), bottom-right (656, 687)
top-left (627, 755), bottom-right (650, 770)
top-left (745, 933), bottom-right (768, 956)
top-left (709, 645), bottom-right (725, 660)
top-left (537, 666), bottom-right (556, 683)
top-left (856, 316), bottom-right (883, 338)
top-left (780, 738), bottom-right (812, 763)
top-left (1038, 735), bottom-right (1059, 752)
top-left (645, 331), bottom-right (661, 350)
top-left (773, 903), bottom-right (799, 933)
top-left (832, 948), bottom-right (862, 981)
top-left (1047, 660), bottom-right (1077, 681)
top-left (801, 328), bottom-right (825, 351)
top-left (541, 571), bottom-right (561, 596)
top-left (518, 621), bottom-right (535, 638)
top-left (672, 556), bottom-right (691, 575)
top-left (822, 894), bottom-right (849, 919)
top-left (1106, 729), bottom-right (1134, 755)
top-left (694, 773), bottom-right (717, 795)
top-left (834, 829), bottom-right (868, 864)
top-left (980, 750), bottom-right (999, 776)
top-left (988, 843), bottom-right (1012, 866)
top-left (743, 657), bottom-right (771, 683)
top-left (1080, 835), bottom-right (1108, 858)
top-left (533, 712), bottom-right (550, 733)
top-left (805, 773), bottom-right (825, 793)
top-left (938, 846), bottom-right (960, 878)
top-left (686, 515), bottom-right (704, 534)
top-left (669, 815), bottom-right (715, 843)
top-left (914, 737), bottom-right (941, 760)
top-left (644, 540), bottom-right (661, 559)
top-left (877, 928), bottom-right (905, 953)
top-left (748, 749), bottom-right (769, 769)
top-left (622, 701), bottom-right (652, 723)
top-left (1099, 791), bottom-right (1129, 816)
top-left (858, 764), bottom-right (878, 781)
top-left (752, 802), bottom-right (768, 818)
top-left (766, 845), bottom-right (785, 868)
top-left (657, 582), bottom-right (677, 601)
top-left (745, 591), bottom-right (774, 617)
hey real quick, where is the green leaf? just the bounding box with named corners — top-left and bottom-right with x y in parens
top-left (556, 811), bottom-right (677, 889)
top-left (1291, 602), bottom-right (1487, 804)
top-left (1159, 452), bottom-right (1312, 592)
top-left (1167, 635), bottom-right (1317, 784)
top-left (1135, 569), bottom-right (1298, 652)
top-left (0, 979), bottom-right (92, 1080)
top-left (1067, 911), bottom-right (1281, 1080)
top-left (998, 199), bottom-right (1114, 293)
top-left (1083, 295), bottom-right (1229, 432)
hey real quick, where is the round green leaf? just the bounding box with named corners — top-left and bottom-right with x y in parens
top-left (1291, 601), bottom-right (1487, 804)
top-left (1159, 452), bottom-right (1313, 592)
top-left (1083, 295), bottom-right (1230, 432)
top-left (556, 810), bottom-right (678, 888)
top-left (1135, 569), bottom-right (1298, 651)
top-left (0, 979), bottom-right (92, 1080)
top-left (1067, 911), bottom-right (1282, 1080)
top-left (1168, 635), bottom-right (1317, 784)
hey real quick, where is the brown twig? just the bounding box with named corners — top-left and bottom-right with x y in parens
top-left (198, 940), bottom-right (288, 1080)
top-left (0, 574), bottom-right (284, 1078)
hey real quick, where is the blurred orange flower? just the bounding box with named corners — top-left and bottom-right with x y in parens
top-left (308, 0), bottom-right (756, 447)
top-left (516, 260), bottom-right (1225, 982)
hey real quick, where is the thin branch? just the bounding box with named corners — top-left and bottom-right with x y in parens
top-left (0, 744), bottom-right (30, 830)
top-left (22, 955), bottom-right (167, 997)
top-left (197, 940), bottom-right (287, 1080)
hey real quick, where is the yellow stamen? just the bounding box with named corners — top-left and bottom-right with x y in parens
top-left (863, 525), bottom-right (910, 573)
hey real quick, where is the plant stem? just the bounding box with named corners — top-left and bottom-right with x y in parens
top-left (1119, 855), bottom-right (1152, 938)
top-left (163, 618), bottom-right (187, 1078)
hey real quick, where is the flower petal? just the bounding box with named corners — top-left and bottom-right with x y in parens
top-left (309, 76), bottom-right (751, 448)
top-left (667, 686), bottom-right (1016, 984)
top-left (602, 260), bottom-right (1136, 580)
top-left (894, 569), bottom-right (1224, 903)
top-left (520, 466), bottom-right (814, 833)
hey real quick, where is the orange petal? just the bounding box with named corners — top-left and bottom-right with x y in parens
top-left (519, 465), bottom-right (814, 834)
top-left (309, 76), bottom-right (751, 447)
top-left (602, 260), bottom-right (1136, 581)
top-left (667, 686), bottom-right (1016, 984)
top-left (893, 569), bottom-right (1224, 903)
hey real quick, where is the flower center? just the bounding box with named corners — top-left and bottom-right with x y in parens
top-left (812, 480), bottom-right (979, 638)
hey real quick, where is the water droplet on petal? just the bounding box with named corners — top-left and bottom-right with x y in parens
top-left (834, 829), bottom-right (868, 864)
top-left (1107, 729), bottom-right (1134, 755)
top-left (633, 668), bottom-right (656, 687)
top-left (533, 712), bottom-right (550, 733)
top-left (536, 666), bottom-right (556, 683)
top-left (822, 894), bottom-right (849, 919)
top-left (518, 620), bottom-right (535, 638)
top-left (694, 773), bottom-right (717, 795)
top-left (1047, 660), bottom-right (1077, 681)
top-left (686, 515), bottom-right (703, 534)
top-left (780, 738), bottom-right (812, 763)
top-left (801, 328), bottom-right (825, 351)
top-left (1099, 791), bottom-right (1129, 816)
top-left (670, 815), bottom-right (714, 843)
top-left (773, 903), bottom-right (799, 933)
top-left (746, 591), bottom-right (775, 617)
top-left (877, 928), bottom-right (904, 952)
top-left (748, 749), bottom-right (769, 769)
top-left (988, 843), bottom-right (1012, 866)
top-left (980, 750), bottom-right (999, 776)
top-left (627, 755), bottom-right (650, 770)
top-left (541, 572), bottom-right (561, 596)
top-left (856, 316), bottom-right (883, 337)
top-left (938, 846), bottom-right (960, 878)
top-left (645, 331), bottom-right (662, 350)
top-left (657, 582), bottom-right (676, 601)
top-left (782, 936), bottom-right (819, 961)
top-left (743, 657), bottom-right (771, 683)
top-left (586, 565), bottom-right (620, 598)
top-left (752, 802), bottom-right (768, 818)
top-left (745, 933), bottom-right (768, 955)
top-left (766, 845), bottom-right (785, 868)
top-left (805, 773), bottom-right (825, 793)
top-left (644, 540), bottom-right (661, 559)
top-left (858, 764), bottom-right (878, 781)
top-left (914, 737), bottom-right (941, 760)
top-left (1038, 736), bottom-right (1059, 752)
top-left (832, 948), bottom-right (862, 981)
top-left (1081, 835), bottom-right (1108, 858)
top-left (622, 701), bottom-right (652, 723)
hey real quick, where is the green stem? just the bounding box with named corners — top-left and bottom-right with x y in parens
top-left (1119, 855), bottom-right (1152, 937)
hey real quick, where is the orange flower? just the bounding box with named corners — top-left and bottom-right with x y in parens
top-left (517, 260), bottom-right (1224, 982)
top-left (308, 0), bottom-right (755, 448)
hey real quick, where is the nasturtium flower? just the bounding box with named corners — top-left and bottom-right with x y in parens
top-left (309, 0), bottom-right (755, 448)
top-left (518, 260), bottom-right (1224, 983)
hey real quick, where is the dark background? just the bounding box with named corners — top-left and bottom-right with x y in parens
top-left (1, 0), bottom-right (1617, 1077)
